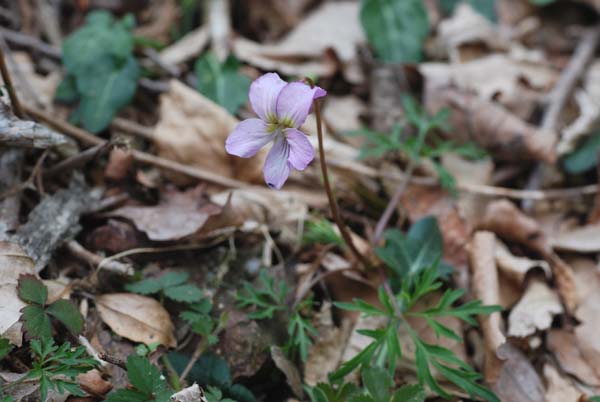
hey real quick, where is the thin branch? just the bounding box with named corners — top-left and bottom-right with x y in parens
top-left (0, 45), bottom-right (23, 118)
top-left (313, 95), bottom-right (370, 268)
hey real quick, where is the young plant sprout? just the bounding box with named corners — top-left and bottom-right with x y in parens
top-left (225, 72), bottom-right (326, 189)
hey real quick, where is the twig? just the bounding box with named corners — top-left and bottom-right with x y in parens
top-left (373, 162), bottom-right (416, 245)
top-left (44, 142), bottom-right (110, 178)
top-left (312, 89), bottom-right (370, 268)
top-left (523, 25), bottom-right (600, 210)
top-left (0, 45), bottom-right (23, 118)
top-left (178, 336), bottom-right (209, 383)
top-left (112, 117), bottom-right (155, 140)
top-left (66, 240), bottom-right (134, 276)
top-left (98, 353), bottom-right (127, 370)
top-left (0, 27), bottom-right (61, 58)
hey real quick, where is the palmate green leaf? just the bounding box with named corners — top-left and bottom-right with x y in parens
top-left (126, 355), bottom-right (169, 396)
top-left (376, 216), bottom-right (445, 283)
top-left (287, 312), bottom-right (318, 361)
top-left (105, 388), bottom-right (149, 402)
top-left (195, 52), bottom-right (251, 114)
top-left (391, 384), bottom-right (425, 402)
top-left (360, 0), bottom-right (429, 63)
top-left (46, 299), bottom-right (84, 335)
top-left (21, 305), bottom-right (52, 339)
top-left (433, 362), bottom-right (500, 402)
top-left (17, 275), bottom-right (47, 305)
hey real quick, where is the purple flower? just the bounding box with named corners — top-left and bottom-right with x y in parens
top-left (225, 72), bottom-right (326, 189)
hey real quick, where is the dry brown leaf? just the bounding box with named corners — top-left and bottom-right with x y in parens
top-left (480, 199), bottom-right (578, 313)
top-left (508, 278), bottom-right (563, 337)
top-left (271, 346), bottom-right (303, 398)
top-left (570, 257), bottom-right (600, 304)
top-left (77, 369), bottom-right (113, 396)
top-left (304, 303), bottom-right (352, 386)
top-left (232, 2), bottom-right (364, 84)
top-left (153, 80), bottom-right (263, 184)
top-left (0, 241), bottom-right (36, 345)
top-left (574, 291), bottom-right (600, 380)
top-left (544, 364), bottom-right (583, 402)
top-left (436, 4), bottom-right (507, 62)
top-left (547, 329), bottom-right (599, 386)
top-left (420, 54), bottom-right (557, 118)
top-left (495, 241), bottom-right (551, 286)
top-left (469, 231), bottom-right (505, 382)
top-left (492, 343), bottom-right (546, 402)
top-left (425, 88), bottom-right (556, 163)
top-left (551, 224), bottom-right (600, 253)
top-left (95, 293), bottom-right (176, 348)
top-left (106, 186), bottom-right (222, 241)
top-left (170, 383), bottom-right (203, 402)
top-left (158, 26), bottom-right (209, 65)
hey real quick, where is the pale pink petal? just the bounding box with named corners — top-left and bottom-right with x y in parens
top-left (276, 82), bottom-right (327, 128)
top-left (285, 128), bottom-right (314, 170)
top-left (225, 118), bottom-right (273, 158)
top-left (264, 134), bottom-right (290, 189)
top-left (249, 73), bottom-right (287, 121)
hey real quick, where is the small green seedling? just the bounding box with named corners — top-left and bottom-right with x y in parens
top-left (127, 271), bottom-right (203, 303)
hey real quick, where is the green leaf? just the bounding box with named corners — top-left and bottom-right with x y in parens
top-left (127, 272), bottom-right (189, 295)
top-left (55, 75), bottom-right (79, 103)
top-left (21, 305), bottom-right (52, 339)
top-left (360, 0), bottom-right (429, 63)
top-left (155, 272), bottom-right (189, 288)
top-left (164, 283), bottom-right (203, 303)
top-left (391, 384), bottom-right (425, 402)
top-left (17, 275), bottom-right (47, 305)
top-left (303, 219), bottom-right (343, 247)
top-left (563, 130), bottom-right (600, 174)
top-left (362, 367), bottom-right (392, 402)
top-left (376, 216), bottom-right (444, 282)
top-left (105, 388), bottom-right (149, 402)
top-left (529, 0), bottom-right (556, 5)
top-left (195, 52), bottom-right (251, 114)
top-left (75, 56), bottom-right (139, 133)
top-left (126, 355), bottom-right (169, 397)
top-left (0, 338), bottom-right (12, 360)
top-left (438, 0), bottom-right (497, 22)
top-left (46, 299), bottom-right (84, 335)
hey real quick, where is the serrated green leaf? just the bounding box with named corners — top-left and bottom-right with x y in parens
top-left (362, 367), bottom-right (392, 402)
top-left (164, 283), bottom-right (203, 303)
top-left (126, 355), bottom-right (168, 396)
top-left (360, 0), bottom-right (429, 63)
top-left (55, 75), bottom-right (79, 103)
top-left (391, 384), bottom-right (425, 402)
top-left (17, 275), bottom-right (47, 305)
top-left (126, 278), bottom-right (164, 295)
top-left (156, 272), bottom-right (189, 288)
top-left (21, 305), bottom-right (52, 339)
top-left (195, 52), bottom-right (250, 114)
top-left (46, 299), bottom-right (84, 335)
top-left (105, 388), bottom-right (149, 402)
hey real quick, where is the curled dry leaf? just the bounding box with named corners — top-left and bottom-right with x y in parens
top-left (232, 2), bottom-right (364, 84)
top-left (77, 369), bottom-right (113, 396)
top-left (420, 54), bottom-right (557, 118)
top-left (271, 346), bottom-right (303, 399)
top-left (106, 186), bottom-right (222, 241)
top-left (424, 88), bottom-right (557, 163)
top-left (468, 231), bottom-right (505, 383)
top-left (547, 329), bottom-right (599, 386)
top-left (436, 4), bottom-right (507, 62)
top-left (480, 199), bottom-right (578, 313)
top-left (154, 80), bottom-right (263, 184)
top-left (95, 293), bottom-right (176, 348)
top-left (543, 364), bottom-right (583, 402)
top-left (508, 278), bottom-right (563, 338)
top-left (0, 241), bottom-right (36, 345)
top-left (495, 241), bottom-right (551, 286)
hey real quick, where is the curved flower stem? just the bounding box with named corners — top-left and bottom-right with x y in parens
top-left (312, 94), bottom-right (370, 269)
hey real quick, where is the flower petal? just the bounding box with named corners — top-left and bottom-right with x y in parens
top-left (225, 118), bottom-right (273, 158)
top-left (264, 134), bottom-right (290, 189)
top-left (285, 128), bottom-right (314, 170)
top-left (276, 82), bottom-right (327, 128)
top-left (249, 73), bottom-right (287, 121)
